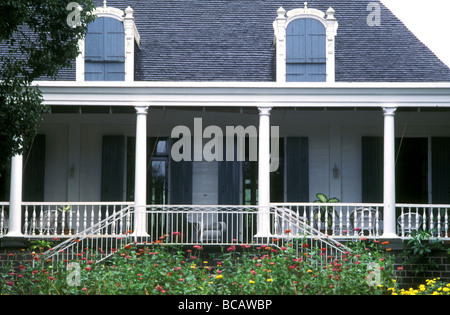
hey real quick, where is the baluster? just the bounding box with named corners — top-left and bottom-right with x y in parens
top-left (445, 208), bottom-right (449, 238)
top-left (423, 208), bottom-right (428, 234)
top-left (61, 208), bottom-right (66, 236)
top-left (399, 207), bottom-right (404, 237)
top-left (39, 207), bottom-right (45, 235)
top-left (437, 207), bottom-right (442, 237)
top-left (83, 206), bottom-right (87, 235)
top-left (68, 206), bottom-right (73, 235)
top-left (76, 207), bottom-right (80, 235)
top-left (91, 206), bottom-right (96, 235)
top-left (415, 208), bottom-right (420, 234)
top-left (24, 207), bottom-right (29, 235)
top-left (0, 209), bottom-right (3, 236)
top-left (111, 206), bottom-right (116, 236)
top-left (429, 208), bottom-right (435, 235)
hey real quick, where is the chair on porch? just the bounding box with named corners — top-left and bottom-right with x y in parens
top-left (188, 211), bottom-right (227, 243)
top-left (27, 209), bottom-right (59, 235)
top-left (1, 210), bottom-right (8, 235)
top-left (350, 207), bottom-right (383, 236)
top-left (397, 212), bottom-right (423, 236)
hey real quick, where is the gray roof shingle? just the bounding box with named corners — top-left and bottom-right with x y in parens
top-left (30, 0), bottom-right (450, 82)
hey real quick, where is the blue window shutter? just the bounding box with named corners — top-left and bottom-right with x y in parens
top-left (286, 18), bottom-right (326, 82)
top-left (105, 63), bottom-right (125, 81)
top-left (85, 18), bottom-right (105, 61)
top-left (85, 17), bottom-right (125, 81)
top-left (287, 19), bottom-right (307, 63)
top-left (104, 18), bottom-right (125, 62)
top-left (85, 62), bottom-right (105, 81)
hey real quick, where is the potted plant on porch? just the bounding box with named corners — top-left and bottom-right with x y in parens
top-left (313, 193), bottom-right (340, 234)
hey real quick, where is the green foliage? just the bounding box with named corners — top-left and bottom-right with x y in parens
top-left (28, 239), bottom-right (54, 252)
top-left (0, 0), bottom-right (96, 167)
top-left (313, 193), bottom-right (340, 228)
top-left (0, 239), bottom-right (399, 295)
top-left (402, 229), bottom-right (445, 276)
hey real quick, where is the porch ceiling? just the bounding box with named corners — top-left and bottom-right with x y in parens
top-left (36, 81), bottom-right (450, 108)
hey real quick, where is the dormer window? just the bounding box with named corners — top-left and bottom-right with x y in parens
top-left (286, 18), bottom-right (326, 82)
top-left (274, 3), bottom-right (338, 83)
top-left (76, 4), bottom-right (140, 82)
top-left (85, 17), bottom-right (125, 81)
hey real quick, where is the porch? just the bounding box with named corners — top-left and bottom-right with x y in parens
top-left (1, 202), bottom-right (448, 241)
top-left (1, 82), bottom-right (450, 249)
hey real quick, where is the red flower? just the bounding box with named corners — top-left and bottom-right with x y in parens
top-left (124, 244), bottom-right (132, 250)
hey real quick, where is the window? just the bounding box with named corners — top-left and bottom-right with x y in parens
top-left (273, 5), bottom-right (338, 83)
top-left (286, 18), bottom-right (326, 82)
top-left (76, 5), bottom-right (140, 82)
top-left (85, 17), bottom-right (125, 81)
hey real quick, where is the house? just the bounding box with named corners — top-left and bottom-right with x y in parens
top-left (1, 0), bottom-right (449, 244)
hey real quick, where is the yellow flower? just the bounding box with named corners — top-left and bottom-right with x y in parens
top-left (249, 280), bottom-right (255, 284)
top-left (216, 275), bottom-right (223, 279)
top-left (307, 269), bottom-right (313, 273)
top-left (267, 279), bottom-right (273, 282)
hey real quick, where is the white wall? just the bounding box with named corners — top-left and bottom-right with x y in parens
top-left (38, 108), bottom-right (450, 203)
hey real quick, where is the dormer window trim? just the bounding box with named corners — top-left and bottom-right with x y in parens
top-left (76, 4), bottom-right (140, 82)
top-left (273, 4), bottom-right (338, 83)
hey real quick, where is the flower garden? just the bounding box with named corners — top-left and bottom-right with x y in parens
top-left (1, 236), bottom-right (449, 295)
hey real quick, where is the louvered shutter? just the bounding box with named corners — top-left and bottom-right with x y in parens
top-left (286, 137), bottom-right (309, 202)
top-left (432, 137), bottom-right (450, 203)
top-left (23, 135), bottom-right (46, 202)
top-left (361, 137), bottom-right (383, 203)
top-left (85, 17), bottom-right (125, 81)
top-left (101, 136), bottom-right (125, 201)
top-left (85, 18), bottom-right (105, 62)
top-left (169, 139), bottom-right (193, 205)
top-left (286, 18), bottom-right (326, 82)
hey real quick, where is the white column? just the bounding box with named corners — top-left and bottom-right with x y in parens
top-left (256, 106), bottom-right (272, 237)
top-left (382, 107), bottom-right (398, 238)
top-left (134, 106), bottom-right (148, 236)
top-left (7, 153), bottom-right (24, 236)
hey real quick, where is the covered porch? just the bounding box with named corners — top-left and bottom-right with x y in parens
top-left (1, 81), bottom-right (450, 244)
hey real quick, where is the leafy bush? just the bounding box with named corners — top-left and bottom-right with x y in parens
top-left (0, 238), bottom-right (401, 295)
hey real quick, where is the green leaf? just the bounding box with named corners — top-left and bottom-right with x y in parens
top-left (315, 193), bottom-right (328, 203)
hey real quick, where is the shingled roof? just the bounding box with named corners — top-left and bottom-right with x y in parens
top-left (49, 0), bottom-right (450, 82)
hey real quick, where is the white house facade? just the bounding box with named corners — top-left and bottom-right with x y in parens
top-left (1, 0), bottom-right (449, 245)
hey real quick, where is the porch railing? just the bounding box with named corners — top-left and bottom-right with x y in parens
top-left (22, 202), bottom-right (133, 237)
top-left (0, 202), bottom-right (449, 240)
top-left (271, 203), bottom-right (450, 239)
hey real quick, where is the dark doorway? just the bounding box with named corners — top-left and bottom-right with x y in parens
top-left (396, 138), bottom-right (428, 203)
